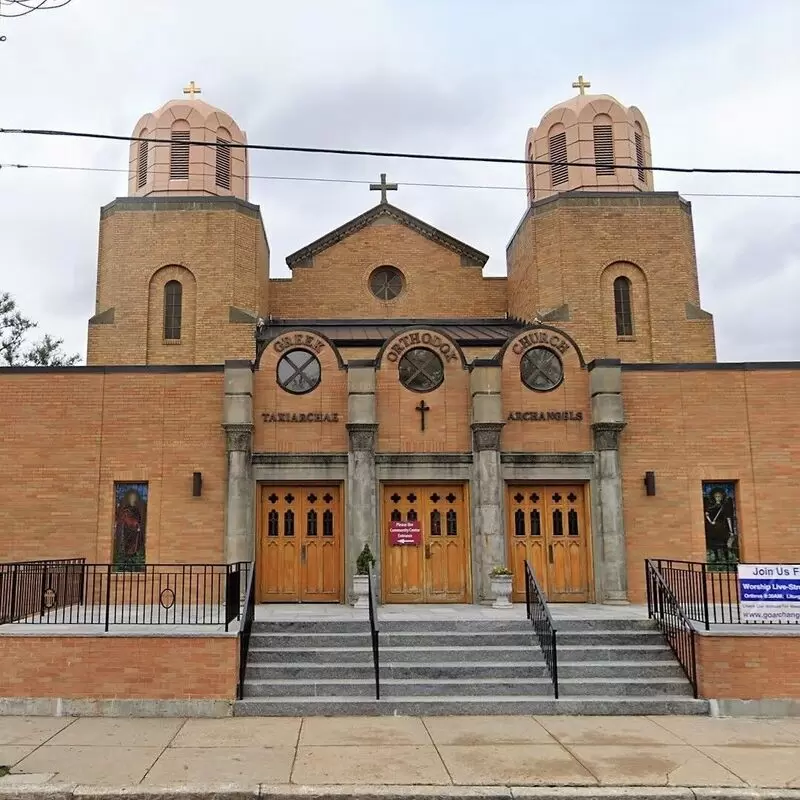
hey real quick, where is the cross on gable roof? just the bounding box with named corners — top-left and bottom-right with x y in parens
top-left (285, 202), bottom-right (489, 269)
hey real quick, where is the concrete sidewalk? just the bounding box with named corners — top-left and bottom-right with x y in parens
top-left (2, 714), bottom-right (800, 794)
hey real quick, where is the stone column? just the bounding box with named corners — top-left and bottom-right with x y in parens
top-left (222, 360), bottom-right (254, 564)
top-left (589, 360), bottom-right (627, 603)
top-left (346, 364), bottom-right (378, 600)
top-left (470, 362), bottom-right (505, 602)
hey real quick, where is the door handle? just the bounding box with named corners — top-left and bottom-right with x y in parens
top-left (425, 544), bottom-right (431, 560)
top-left (548, 544), bottom-right (554, 564)
top-left (301, 544), bottom-right (307, 563)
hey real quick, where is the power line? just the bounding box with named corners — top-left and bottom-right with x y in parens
top-left (2, 162), bottom-right (800, 200)
top-left (2, 126), bottom-right (800, 177)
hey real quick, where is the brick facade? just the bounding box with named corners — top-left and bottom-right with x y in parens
top-left (0, 635), bottom-right (237, 700)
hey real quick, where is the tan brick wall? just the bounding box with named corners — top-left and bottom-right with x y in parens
top-left (270, 220), bottom-right (507, 319)
top-left (696, 634), bottom-right (800, 699)
top-left (622, 368), bottom-right (800, 602)
top-left (506, 195), bottom-right (716, 363)
top-left (253, 332), bottom-right (348, 454)
top-left (0, 635), bottom-right (237, 700)
top-left (501, 329), bottom-right (591, 452)
top-left (0, 369), bottom-right (226, 564)
top-left (377, 329), bottom-right (471, 453)
top-left (88, 202), bottom-right (268, 366)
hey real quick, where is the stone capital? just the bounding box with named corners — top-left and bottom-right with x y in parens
top-left (592, 421), bottom-right (626, 452)
top-left (223, 423), bottom-right (254, 453)
top-left (471, 422), bottom-right (505, 452)
top-left (347, 423), bottom-right (378, 453)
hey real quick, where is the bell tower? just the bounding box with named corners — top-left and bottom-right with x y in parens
top-left (508, 77), bottom-right (715, 364)
top-left (87, 83), bottom-right (269, 366)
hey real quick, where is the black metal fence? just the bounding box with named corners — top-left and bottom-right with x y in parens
top-left (237, 561), bottom-right (256, 700)
top-left (645, 559), bottom-right (697, 696)
top-left (368, 567), bottom-right (380, 700)
top-left (0, 559), bottom-right (86, 624)
top-left (652, 559), bottom-right (800, 628)
top-left (0, 560), bottom-right (250, 631)
top-left (524, 560), bottom-right (559, 699)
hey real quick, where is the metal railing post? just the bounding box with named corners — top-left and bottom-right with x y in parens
top-left (701, 561), bottom-right (710, 630)
top-left (104, 564), bottom-right (112, 632)
top-left (9, 564), bottom-right (18, 623)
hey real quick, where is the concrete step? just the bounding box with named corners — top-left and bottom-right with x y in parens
top-left (246, 643), bottom-right (673, 664)
top-left (245, 659), bottom-right (685, 681)
top-left (248, 629), bottom-right (665, 649)
top-left (234, 695), bottom-right (709, 717)
top-left (242, 675), bottom-right (693, 698)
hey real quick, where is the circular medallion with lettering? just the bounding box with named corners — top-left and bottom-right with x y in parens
top-left (520, 347), bottom-right (564, 392)
top-left (277, 348), bottom-right (322, 395)
top-left (399, 348), bottom-right (444, 392)
top-left (369, 266), bottom-right (404, 300)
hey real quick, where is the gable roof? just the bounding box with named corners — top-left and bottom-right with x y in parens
top-left (285, 202), bottom-right (489, 268)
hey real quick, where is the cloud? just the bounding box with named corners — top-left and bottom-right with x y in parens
top-left (1, 0), bottom-right (798, 362)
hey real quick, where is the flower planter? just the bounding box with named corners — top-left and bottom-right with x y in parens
top-left (352, 574), bottom-right (370, 609)
top-left (490, 575), bottom-right (513, 609)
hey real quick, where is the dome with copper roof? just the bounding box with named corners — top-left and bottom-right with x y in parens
top-left (525, 77), bottom-right (653, 202)
top-left (127, 82), bottom-right (249, 200)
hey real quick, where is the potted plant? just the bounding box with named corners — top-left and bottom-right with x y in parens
top-left (352, 543), bottom-right (376, 608)
top-left (490, 565), bottom-right (513, 609)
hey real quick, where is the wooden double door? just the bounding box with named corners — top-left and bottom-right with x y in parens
top-left (258, 485), bottom-right (342, 602)
top-left (507, 484), bottom-right (591, 602)
top-left (382, 484), bottom-right (470, 603)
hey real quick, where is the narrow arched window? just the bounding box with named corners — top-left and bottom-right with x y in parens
top-left (548, 125), bottom-right (568, 186)
top-left (634, 122), bottom-right (646, 182)
top-left (169, 124), bottom-right (190, 179)
top-left (215, 128), bottom-right (231, 190)
top-left (593, 114), bottom-right (615, 176)
top-left (136, 135), bottom-right (148, 189)
top-left (163, 280), bottom-right (182, 340)
top-left (614, 276), bottom-right (633, 336)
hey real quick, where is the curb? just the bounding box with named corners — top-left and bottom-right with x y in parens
top-left (2, 786), bottom-right (800, 800)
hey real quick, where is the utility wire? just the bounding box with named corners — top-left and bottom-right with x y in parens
top-left (2, 162), bottom-right (800, 200)
top-left (2, 126), bottom-right (800, 176)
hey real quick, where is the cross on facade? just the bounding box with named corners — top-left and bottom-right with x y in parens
top-left (370, 173), bottom-right (398, 203)
top-left (183, 81), bottom-right (202, 98)
top-left (572, 75), bottom-right (591, 95)
top-left (415, 400), bottom-right (430, 432)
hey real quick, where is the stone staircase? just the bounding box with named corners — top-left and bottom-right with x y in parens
top-left (235, 616), bottom-right (709, 716)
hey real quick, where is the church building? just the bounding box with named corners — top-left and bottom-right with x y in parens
top-left (3, 77), bottom-right (800, 614)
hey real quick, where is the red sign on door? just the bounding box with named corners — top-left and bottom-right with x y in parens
top-left (389, 519), bottom-right (422, 546)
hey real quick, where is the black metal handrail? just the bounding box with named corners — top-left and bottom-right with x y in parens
top-left (237, 561), bottom-right (256, 700)
top-left (524, 560), bottom-right (559, 699)
top-left (645, 559), bottom-right (698, 697)
top-left (0, 561), bottom-right (249, 631)
top-left (652, 559), bottom-right (800, 627)
top-left (367, 567), bottom-right (380, 700)
top-left (0, 559), bottom-right (86, 624)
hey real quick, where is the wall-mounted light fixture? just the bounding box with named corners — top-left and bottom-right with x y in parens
top-left (192, 471), bottom-right (203, 497)
top-left (644, 471), bottom-right (656, 497)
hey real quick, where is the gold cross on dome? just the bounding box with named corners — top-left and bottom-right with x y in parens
top-left (182, 81), bottom-right (202, 98)
top-left (572, 74), bottom-right (591, 95)
top-left (369, 173), bottom-right (398, 203)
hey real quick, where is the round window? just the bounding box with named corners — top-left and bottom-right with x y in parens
top-left (277, 349), bottom-right (321, 395)
top-left (520, 347), bottom-right (564, 392)
top-left (369, 266), bottom-right (404, 300)
top-left (399, 348), bottom-right (444, 393)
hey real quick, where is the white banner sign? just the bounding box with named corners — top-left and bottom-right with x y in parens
top-left (738, 564), bottom-right (800, 624)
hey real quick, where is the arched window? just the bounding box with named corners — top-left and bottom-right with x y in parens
top-left (215, 128), bottom-right (231, 190)
top-left (163, 280), bottom-right (183, 340)
top-left (548, 124), bottom-right (568, 186)
top-left (613, 276), bottom-right (633, 336)
top-left (593, 114), bottom-right (615, 176)
top-left (136, 132), bottom-right (148, 189)
top-left (169, 122), bottom-right (190, 179)
top-left (634, 122), bottom-right (645, 182)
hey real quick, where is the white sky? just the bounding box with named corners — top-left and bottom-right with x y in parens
top-left (1, 0), bottom-right (799, 362)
